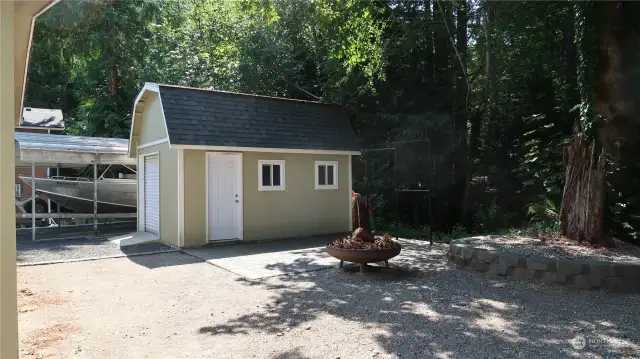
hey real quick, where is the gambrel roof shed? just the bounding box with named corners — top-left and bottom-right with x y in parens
top-left (129, 82), bottom-right (360, 248)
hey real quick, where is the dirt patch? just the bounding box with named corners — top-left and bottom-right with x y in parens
top-left (22, 323), bottom-right (80, 359)
top-left (18, 287), bottom-right (66, 314)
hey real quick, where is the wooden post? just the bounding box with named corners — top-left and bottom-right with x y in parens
top-left (93, 162), bottom-right (97, 235)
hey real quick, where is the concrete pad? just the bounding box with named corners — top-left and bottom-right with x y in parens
top-left (109, 232), bottom-right (159, 247)
top-left (17, 236), bottom-right (175, 265)
top-left (183, 236), bottom-right (339, 279)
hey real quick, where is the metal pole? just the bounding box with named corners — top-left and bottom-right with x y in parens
top-left (428, 140), bottom-right (433, 246)
top-left (46, 167), bottom-right (51, 214)
top-left (394, 149), bottom-right (399, 240)
top-left (55, 164), bottom-right (60, 215)
top-left (93, 163), bottom-right (98, 235)
top-left (364, 154), bottom-right (368, 197)
top-left (56, 164), bottom-right (61, 227)
top-left (31, 162), bottom-right (35, 241)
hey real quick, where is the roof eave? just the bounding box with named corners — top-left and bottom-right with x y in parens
top-left (170, 144), bottom-right (361, 156)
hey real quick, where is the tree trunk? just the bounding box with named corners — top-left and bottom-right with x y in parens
top-left (560, 135), bottom-right (607, 245)
top-left (560, 1), bottom-right (637, 246)
top-left (107, 1), bottom-right (117, 97)
top-left (424, 0), bottom-right (434, 91)
top-left (468, 111), bottom-right (481, 168)
top-left (433, 0), bottom-right (452, 111)
top-left (484, 0), bottom-right (497, 120)
top-left (434, 0), bottom-right (456, 228)
top-left (454, 0), bottom-right (470, 225)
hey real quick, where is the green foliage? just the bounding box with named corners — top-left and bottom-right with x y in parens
top-left (23, 0), bottom-right (640, 245)
top-left (527, 195), bottom-right (560, 224)
top-left (471, 198), bottom-right (516, 234)
top-left (574, 1), bottom-right (597, 136)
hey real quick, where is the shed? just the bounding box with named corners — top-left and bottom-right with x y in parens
top-left (128, 83), bottom-right (360, 248)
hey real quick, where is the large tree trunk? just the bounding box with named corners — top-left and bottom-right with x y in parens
top-left (560, 135), bottom-right (607, 245)
top-left (560, 1), bottom-right (637, 246)
top-left (433, 0), bottom-right (456, 228)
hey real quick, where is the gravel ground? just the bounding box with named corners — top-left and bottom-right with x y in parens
top-left (17, 240), bottom-right (640, 359)
top-left (16, 221), bottom-right (137, 241)
top-left (456, 235), bottom-right (640, 264)
top-left (17, 237), bottom-right (175, 264)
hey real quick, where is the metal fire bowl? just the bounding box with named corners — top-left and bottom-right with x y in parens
top-left (326, 243), bottom-right (402, 264)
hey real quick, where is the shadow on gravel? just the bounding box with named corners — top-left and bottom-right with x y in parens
top-left (271, 348), bottom-right (312, 359)
top-left (198, 239), bottom-right (640, 359)
top-left (17, 235), bottom-right (179, 269)
top-left (184, 234), bottom-right (338, 262)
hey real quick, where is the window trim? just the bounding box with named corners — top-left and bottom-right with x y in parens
top-left (258, 160), bottom-right (286, 191)
top-left (315, 161), bottom-right (338, 190)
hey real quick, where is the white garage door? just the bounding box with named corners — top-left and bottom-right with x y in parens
top-left (144, 155), bottom-right (160, 235)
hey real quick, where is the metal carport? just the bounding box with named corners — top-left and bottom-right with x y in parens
top-left (14, 132), bottom-right (136, 240)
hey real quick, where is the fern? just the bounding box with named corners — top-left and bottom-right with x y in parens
top-left (527, 195), bottom-right (559, 223)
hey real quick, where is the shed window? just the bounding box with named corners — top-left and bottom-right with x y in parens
top-left (315, 161), bottom-right (338, 190)
top-left (258, 160), bottom-right (285, 191)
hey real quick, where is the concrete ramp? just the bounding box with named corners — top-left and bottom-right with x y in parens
top-left (110, 232), bottom-right (160, 247)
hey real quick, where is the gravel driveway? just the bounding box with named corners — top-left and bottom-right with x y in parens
top-left (17, 240), bottom-right (640, 359)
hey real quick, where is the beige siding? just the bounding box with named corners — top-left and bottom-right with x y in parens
top-left (1, 2), bottom-right (18, 356)
top-left (138, 142), bottom-right (179, 247)
top-left (135, 91), bottom-right (179, 246)
top-left (243, 152), bottom-right (349, 240)
top-left (181, 150), bottom-right (351, 245)
top-left (138, 92), bottom-right (167, 144)
top-left (183, 150), bottom-right (206, 246)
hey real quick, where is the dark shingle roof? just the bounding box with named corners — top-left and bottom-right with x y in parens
top-left (21, 108), bottom-right (65, 129)
top-left (158, 85), bottom-right (360, 152)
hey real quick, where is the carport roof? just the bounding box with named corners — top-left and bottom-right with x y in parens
top-left (15, 132), bottom-right (135, 167)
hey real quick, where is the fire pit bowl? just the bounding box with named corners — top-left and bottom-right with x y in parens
top-left (326, 243), bottom-right (402, 273)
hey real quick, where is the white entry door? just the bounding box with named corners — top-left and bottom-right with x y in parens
top-left (143, 154), bottom-right (160, 235)
top-left (207, 153), bottom-right (242, 241)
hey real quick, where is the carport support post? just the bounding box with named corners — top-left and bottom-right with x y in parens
top-left (31, 161), bottom-right (35, 241)
top-left (93, 162), bottom-right (97, 235)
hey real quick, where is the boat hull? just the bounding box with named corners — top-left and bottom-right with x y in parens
top-left (19, 176), bottom-right (136, 213)
top-left (38, 192), bottom-right (136, 213)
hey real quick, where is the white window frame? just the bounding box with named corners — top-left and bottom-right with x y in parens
top-left (315, 161), bottom-right (338, 190)
top-left (15, 183), bottom-right (22, 197)
top-left (258, 160), bottom-right (285, 191)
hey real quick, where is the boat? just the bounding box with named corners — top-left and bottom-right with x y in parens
top-left (18, 165), bottom-right (137, 214)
